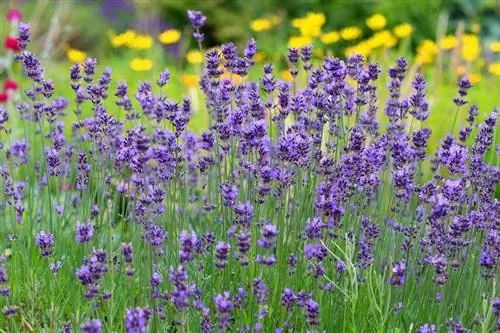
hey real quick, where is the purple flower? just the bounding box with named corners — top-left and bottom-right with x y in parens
top-left (36, 231), bottom-right (54, 257)
top-left (124, 307), bottom-right (151, 333)
top-left (214, 292), bottom-right (233, 331)
top-left (417, 324), bottom-right (436, 333)
top-left (76, 220), bottom-right (93, 243)
top-left (187, 10), bottom-right (206, 29)
top-left (215, 242), bottom-right (231, 269)
top-left (81, 319), bottom-right (102, 333)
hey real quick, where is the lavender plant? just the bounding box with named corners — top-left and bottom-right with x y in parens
top-left (0, 10), bottom-right (498, 333)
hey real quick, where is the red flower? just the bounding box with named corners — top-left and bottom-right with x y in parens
top-left (4, 80), bottom-right (18, 91)
top-left (7, 9), bottom-right (23, 22)
top-left (0, 92), bottom-right (8, 103)
top-left (4, 36), bottom-right (20, 52)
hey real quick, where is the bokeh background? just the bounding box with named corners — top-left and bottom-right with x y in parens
top-left (1, 0), bottom-right (499, 153)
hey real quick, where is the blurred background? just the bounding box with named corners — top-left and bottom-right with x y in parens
top-left (0, 0), bottom-right (499, 148)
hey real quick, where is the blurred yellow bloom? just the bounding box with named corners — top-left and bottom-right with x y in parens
top-left (462, 34), bottom-right (480, 62)
top-left (439, 35), bottom-right (457, 50)
top-left (130, 58), bottom-right (153, 72)
top-left (340, 26), bottom-right (362, 41)
top-left (366, 14), bottom-right (386, 30)
top-left (292, 12), bottom-right (325, 37)
top-left (280, 70), bottom-right (293, 81)
top-left (110, 30), bottom-right (136, 48)
top-left (181, 74), bottom-right (199, 87)
top-left (67, 48), bottom-right (86, 63)
top-left (488, 63), bottom-right (500, 76)
top-left (288, 35), bottom-right (312, 48)
top-left (471, 23), bottom-right (480, 33)
top-left (186, 50), bottom-right (203, 64)
top-left (159, 29), bottom-right (181, 44)
top-left (250, 18), bottom-right (273, 32)
top-left (490, 41), bottom-right (500, 53)
top-left (393, 23), bottom-right (413, 39)
top-left (320, 31), bottom-right (340, 44)
top-left (345, 41), bottom-right (372, 58)
top-left (129, 34), bottom-right (153, 49)
top-left (368, 30), bottom-right (397, 49)
top-left (469, 73), bottom-right (481, 84)
top-left (254, 52), bottom-right (266, 63)
top-left (416, 40), bottom-right (438, 65)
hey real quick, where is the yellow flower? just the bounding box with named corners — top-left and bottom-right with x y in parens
top-left (366, 14), bottom-right (387, 31)
top-left (181, 74), bottom-right (199, 87)
top-left (110, 30), bottom-right (136, 48)
top-left (67, 48), bottom-right (87, 63)
top-left (490, 41), bottom-right (500, 53)
top-left (462, 34), bottom-right (480, 62)
top-left (129, 34), bottom-right (153, 49)
top-left (292, 12), bottom-right (325, 37)
top-left (130, 58), bottom-right (153, 72)
top-left (250, 18), bottom-right (273, 32)
top-left (439, 35), bottom-right (457, 50)
top-left (416, 40), bottom-right (438, 65)
top-left (393, 23), bottom-right (413, 39)
top-left (368, 30), bottom-right (397, 49)
top-left (186, 50), bottom-right (203, 64)
top-left (288, 35), bottom-right (312, 49)
top-left (488, 63), bottom-right (500, 76)
top-left (469, 73), bottom-right (481, 84)
top-left (159, 29), bottom-right (181, 45)
top-left (320, 31), bottom-right (340, 44)
top-left (280, 70), bottom-right (293, 81)
top-left (340, 26), bottom-right (362, 41)
top-left (471, 23), bottom-right (480, 33)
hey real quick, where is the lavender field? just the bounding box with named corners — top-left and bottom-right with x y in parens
top-left (0, 4), bottom-right (499, 333)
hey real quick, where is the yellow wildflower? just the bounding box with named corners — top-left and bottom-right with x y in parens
top-left (186, 50), bottom-right (203, 64)
top-left (280, 70), bottom-right (293, 81)
top-left (416, 40), bottom-right (438, 65)
top-left (366, 14), bottom-right (386, 31)
top-left (130, 58), bottom-right (153, 72)
top-left (158, 29), bottom-right (181, 45)
top-left (181, 74), bottom-right (199, 87)
top-left (250, 18), bottom-right (272, 32)
top-left (490, 41), bottom-right (500, 53)
top-left (471, 23), bottom-right (480, 33)
top-left (469, 73), bottom-right (481, 84)
top-left (488, 63), bottom-right (500, 76)
top-left (439, 35), bottom-right (457, 50)
top-left (368, 30), bottom-right (397, 49)
top-left (320, 31), bottom-right (340, 44)
top-left (462, 34), bottom-right (480, 62)
top-left (110, 30), bottom-right (136, 48)
top-left (288, 35), bottom-right (312, 49)
top-left (340, 26), bottom-right (362, 41)
top-left (393, 23), bottom-right (413, 39)
top-left (129, 34), bottom-right (153, 49)
top-left (67, 48), bottom-right (87, 63)
top-left (292, 12), bottom-right (325, 37)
